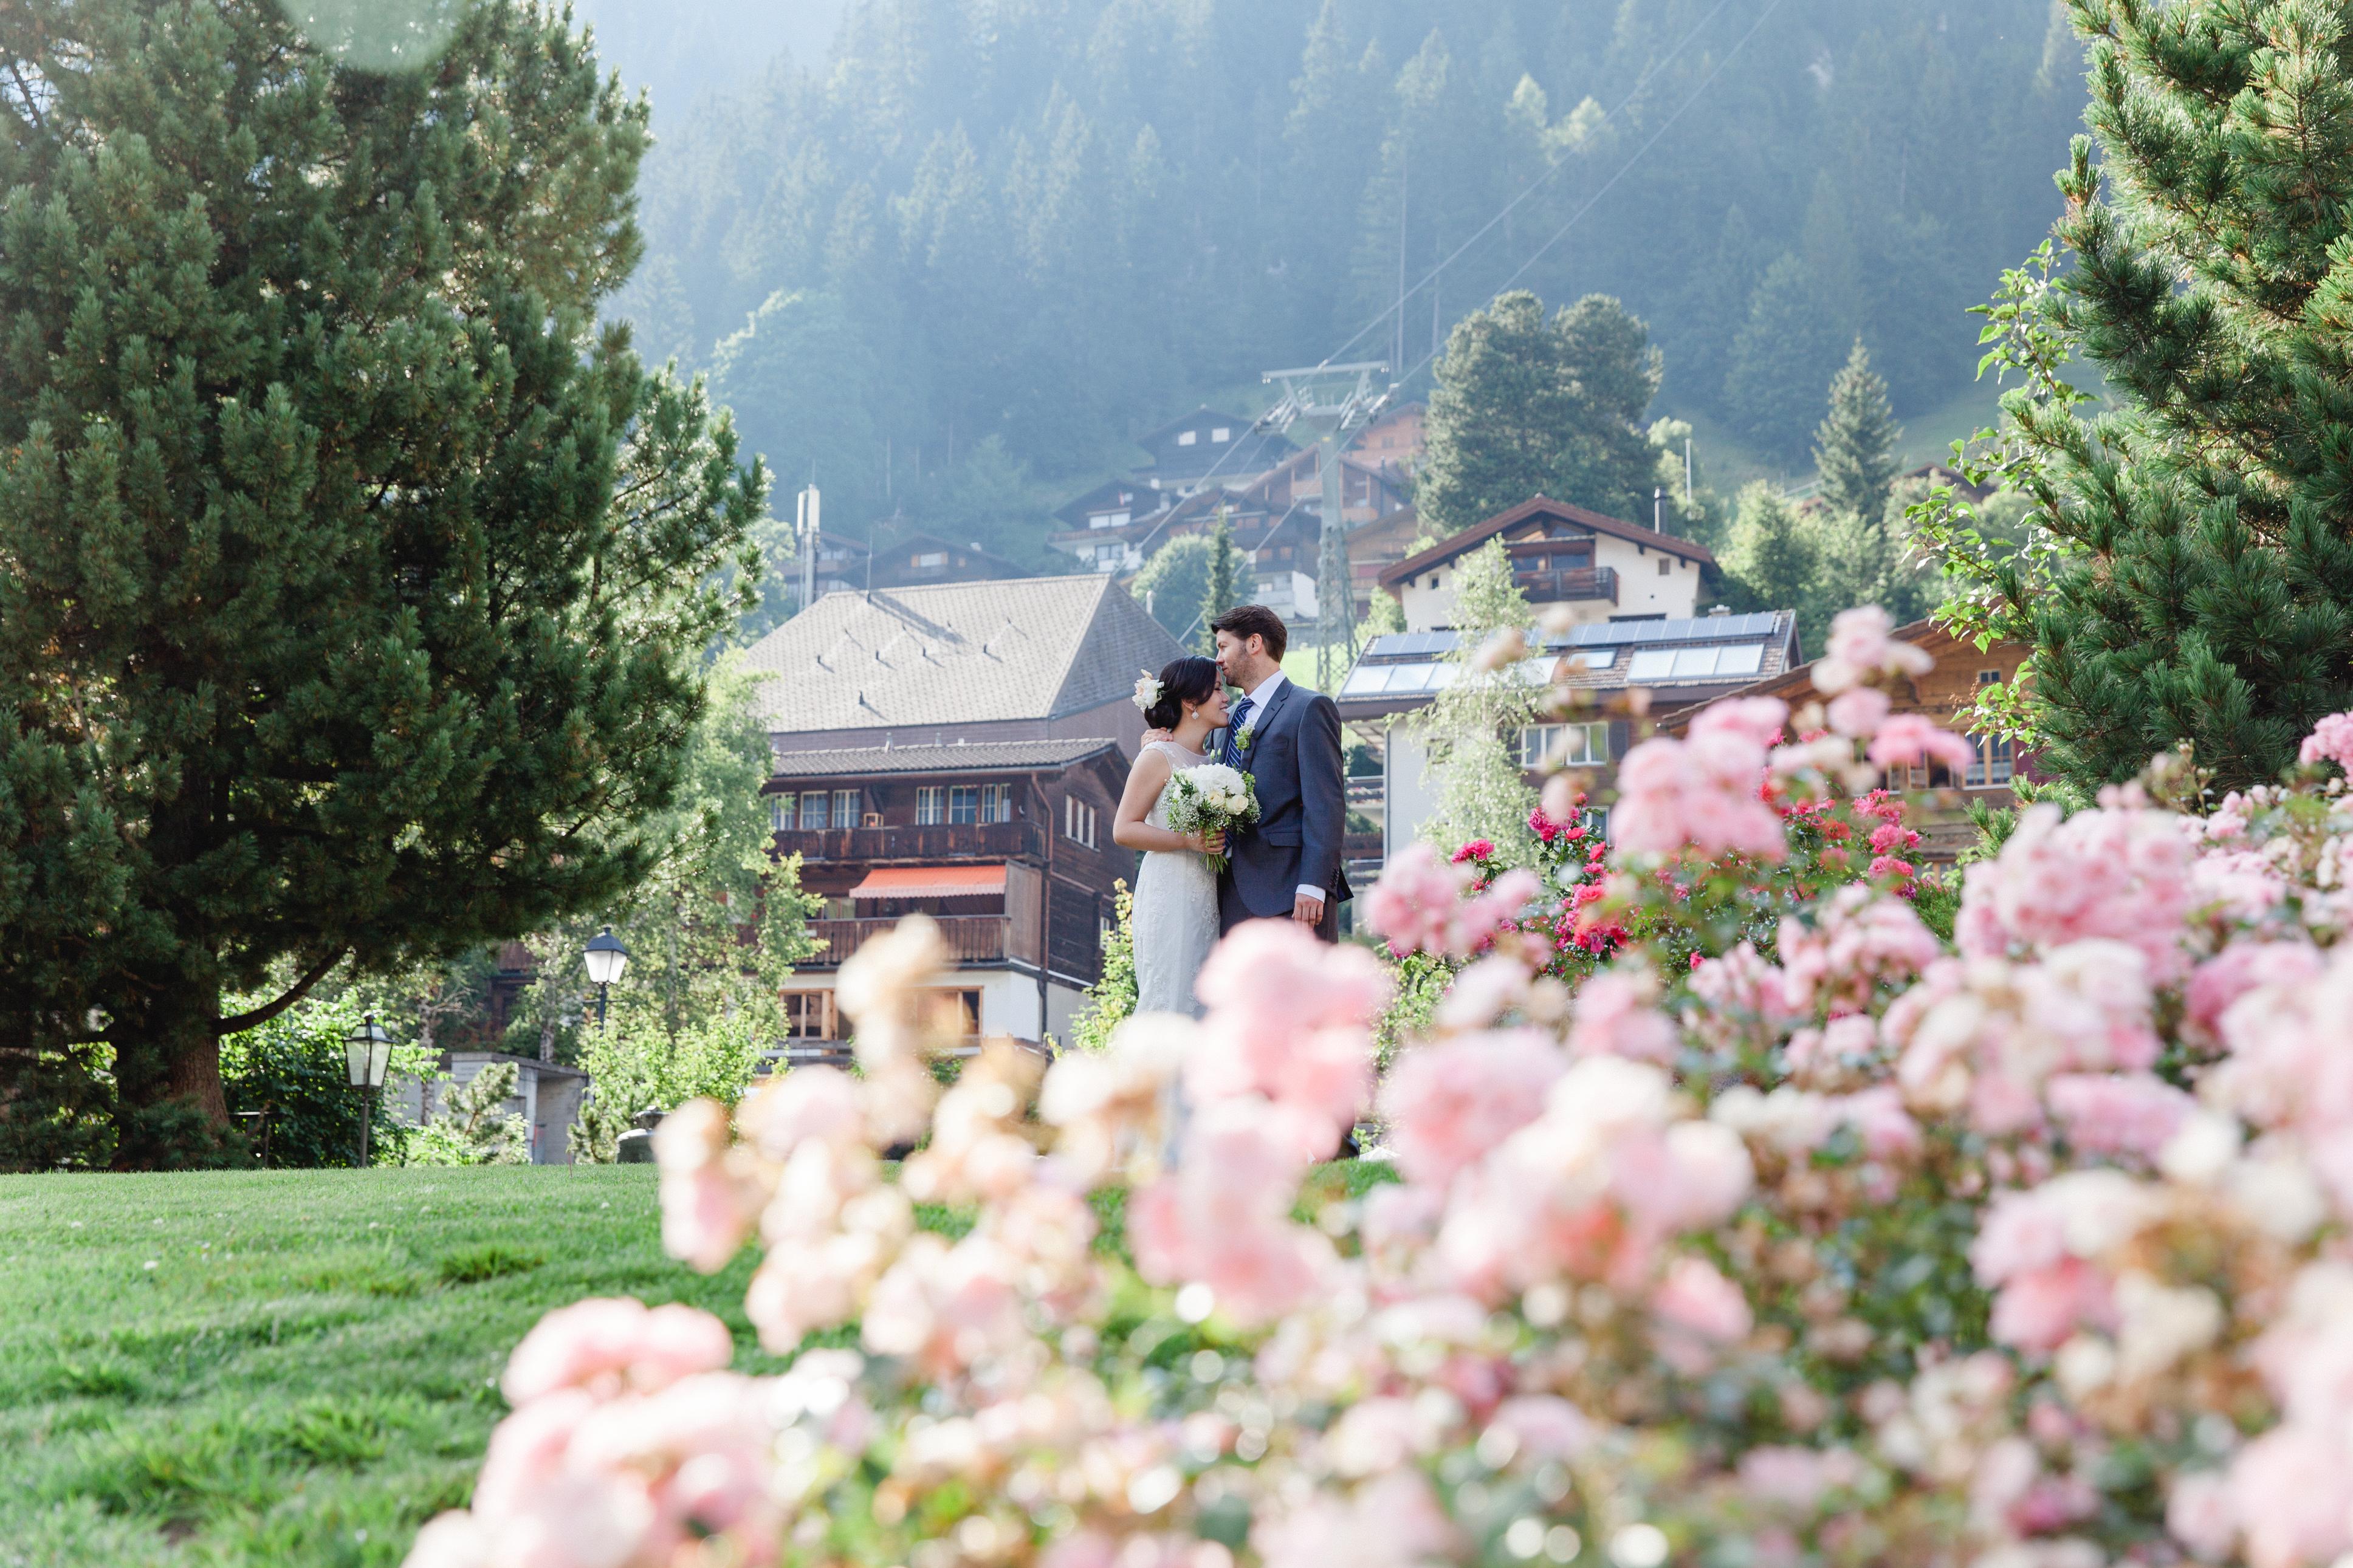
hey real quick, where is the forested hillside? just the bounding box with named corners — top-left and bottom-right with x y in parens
top-left (593, 0), bottom-right (2086, 560)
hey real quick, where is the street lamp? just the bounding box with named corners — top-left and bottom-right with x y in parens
top-left (345, 1013), bottom-right (393, 1168)
top-left (583, 926), bottom-right (630, 1030)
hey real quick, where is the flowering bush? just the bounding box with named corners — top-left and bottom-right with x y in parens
top-left (411, 609), bottom-right (2353, 1568)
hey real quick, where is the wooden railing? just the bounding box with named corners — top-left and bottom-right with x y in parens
top-left (771, 821), bottom-right (1046, 864)
top-left (805, 916), bottom-right (1010, 968)
top-left (1512, 564), bottom-right (1618, 605)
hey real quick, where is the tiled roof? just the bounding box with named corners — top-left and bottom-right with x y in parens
top-left (743, 576), bottom-right (1186, 734)
top-left (767, 740), bottom-right (1121, 779)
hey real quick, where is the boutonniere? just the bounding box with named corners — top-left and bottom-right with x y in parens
top-left (1233, 727), bottom-right (1255, 756)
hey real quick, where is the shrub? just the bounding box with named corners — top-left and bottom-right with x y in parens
top-left (402, 1062), bottom-right (528, 1168)
top-left (219, 998), bottom-right (428, 1168)
top-left (410, 610), bottom-right (2353, 1568)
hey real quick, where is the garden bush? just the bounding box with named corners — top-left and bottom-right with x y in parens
top-left (406, 607), bottom-right (2353, 1568)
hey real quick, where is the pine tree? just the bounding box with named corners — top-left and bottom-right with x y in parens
top-left (1930, 2), bottom-right (2353, 789)
top-left (1130, 535), bottom-right (1215, 640)
top-left (1719, 485), bottom-right (1830, 650)
top-left (1724, 257), bottom-right (1852, 456)
top-left (1418, 291), bottom-right (1663, 535)
top-left (1199, 509), bottom-right (1239, 655)
top-left (1814, 340), bottom-right (1904, 522)
top-left (0, 2), bottom-right (763, 1163)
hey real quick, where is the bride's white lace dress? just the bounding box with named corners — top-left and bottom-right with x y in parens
top-left (1130, 739), bottom-right (1221, 1018)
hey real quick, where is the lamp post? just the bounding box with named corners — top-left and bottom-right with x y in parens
top-left (583, 926), bottom-right (630, 1030)
top-left (345, 1013), bottom-right (393, 1168)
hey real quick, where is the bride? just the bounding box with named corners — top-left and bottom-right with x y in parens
top-left (1112, 656), bottom-right (1229, 1018)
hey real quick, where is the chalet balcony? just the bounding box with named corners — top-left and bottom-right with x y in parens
top-left (1511, 564), bottom-right (1618, 606)
top-left (803, 915), bottom-right (1016, 968)
top-left (772, 821), bottom-right (1048, 865)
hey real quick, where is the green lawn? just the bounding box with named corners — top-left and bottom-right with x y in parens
top-left (0, 1166), bottom-right (765, 1568)
top-left (0, 1160), bottom-right (1395, 1568)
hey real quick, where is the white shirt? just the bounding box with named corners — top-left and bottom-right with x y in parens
top-left (1229, 670), bottom-right (1324, 908)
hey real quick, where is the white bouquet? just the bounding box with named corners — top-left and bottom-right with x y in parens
top-left (1162, 762), bottom-right (1259, 875)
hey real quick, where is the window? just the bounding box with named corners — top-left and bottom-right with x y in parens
top-left (921, 988), bottom-right (983, 1039)
top-left (833, 789), bottom-right (861, 827)
top-left (1658, 556), bottom-right (1671, 577)
top-left (771, 793), bottom-right (794, 830)
top-left (1211, 426), bottom-right (1231, 442)
top-left (1977, 668), bottom-right (2003, 687)
top-left (916, 786), bottom-right (946, 825)
top-left (1176, 430), bottom-right (1198, 447)
top-left (981, 783), bottom-right (1011, 823)
top-left (913, 551), bottom-right (946, 567)
top-left (799, 792), bottom-right (831, 830)
top-left (1064, 796), bottom-right (1097, 847)
top-left (949, 785), bottom-right (980, 824)
top-left (1965, 733), bottom-right (2016, 789)
top-left (1090, 510), bottom-right (1130, 530)
top-left (1518, 722), bottom-right (1611, 769)
top-left (781, 991), bottom-right (836, 1041)
top-left (1099, 909), bottom-right (1117, 951)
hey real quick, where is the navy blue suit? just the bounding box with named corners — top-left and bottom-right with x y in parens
top-left (1217, 677), bottom-right (1351, 940)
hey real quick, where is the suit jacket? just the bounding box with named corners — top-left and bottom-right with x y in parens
top-left (1218, 677), bottom-right (1352, 930)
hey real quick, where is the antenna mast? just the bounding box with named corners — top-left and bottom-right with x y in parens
top-left (1259, 360), bottom-right (1392, 693)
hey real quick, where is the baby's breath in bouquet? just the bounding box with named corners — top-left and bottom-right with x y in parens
top-left (1162, 762), bottom-right (1258, 874)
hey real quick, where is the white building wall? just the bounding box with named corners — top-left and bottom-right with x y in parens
top-left (1397, 565), bottom-right (1455, 632)
top-left (1383, 725), bottom-right (1444, 857)
top-left (1044, 981), bottom-right (1089, 1047)
top-left (780, 967), bottom-right (1064, 1046)
top-left (1593, 536), bottom-right (1703, 620)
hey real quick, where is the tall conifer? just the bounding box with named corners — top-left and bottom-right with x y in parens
top-left (1814, 340), bottom-right (1903, 523)
top-left (0, 1), bottom-right (762, 1161)
top-left (1935, 1), bottom-right (2353, 789)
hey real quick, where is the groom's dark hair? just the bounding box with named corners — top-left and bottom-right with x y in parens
top-left (1211, 604), bottom-right (1287, 661)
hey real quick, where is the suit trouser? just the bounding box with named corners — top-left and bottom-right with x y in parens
top-left (1219, 898), bottom-right (1344, 944)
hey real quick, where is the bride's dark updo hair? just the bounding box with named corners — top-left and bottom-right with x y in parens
top-left (1144, 655), bottom-right (1221, 731)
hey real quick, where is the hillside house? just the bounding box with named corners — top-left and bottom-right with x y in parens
top-left (1664, 617), bottom-right (2033, 861)
top-left (1378, 495), bottom-right (1716, 631)
top-left (864, 532), bottom-right (1031, 590)
top-left (765, 740), bottom-right (1133, 1051)
top-left (1342, 611), bottom-right (1804, 870)
top-left (743, 577), bottom-right (1184, 1046)
top-left (1135, 407), bottom-right (1295, 486)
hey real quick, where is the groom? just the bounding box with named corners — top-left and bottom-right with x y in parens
top-left (1208, 604), bottom-right (1350, 942)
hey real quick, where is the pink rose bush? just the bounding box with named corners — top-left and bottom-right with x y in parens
top-left (413, 622), bottom-right (2353, 1568)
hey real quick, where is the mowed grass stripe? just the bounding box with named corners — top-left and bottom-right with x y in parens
top-left (0, 1166), bottom-right (755, 1568)
top-left (0, 1158), bottom-right (1399, 1567)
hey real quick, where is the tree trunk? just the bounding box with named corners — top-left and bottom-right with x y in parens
top-left (111, 985), bottom-right (232, 1169)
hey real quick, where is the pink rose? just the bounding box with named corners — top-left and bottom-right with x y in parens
top-left (1382, 1030), bottom-right (1564, 1188)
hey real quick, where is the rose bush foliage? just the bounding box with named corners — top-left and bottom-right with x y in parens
top-left (410, 608), bottom-right (2353, 1568)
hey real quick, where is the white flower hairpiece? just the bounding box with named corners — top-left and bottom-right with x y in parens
top-left (1131, 670), bottom-right (1163, 712)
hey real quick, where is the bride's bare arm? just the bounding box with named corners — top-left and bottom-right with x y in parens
top-left (1111, 749), bottom-right (1218, 854)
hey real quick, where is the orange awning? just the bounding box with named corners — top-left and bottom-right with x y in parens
top-left (849, 864), bottom-right (1007, 900)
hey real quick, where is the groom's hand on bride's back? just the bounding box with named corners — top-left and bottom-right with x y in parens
top-left (1139, 727), bottom-right (1173, 744)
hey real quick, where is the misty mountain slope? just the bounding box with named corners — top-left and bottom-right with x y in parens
top-left (594, 0), bottom-right (2084, 555)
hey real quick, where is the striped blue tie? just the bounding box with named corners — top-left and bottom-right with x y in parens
top-left (1221, 696), bottom-right (1254, 770)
